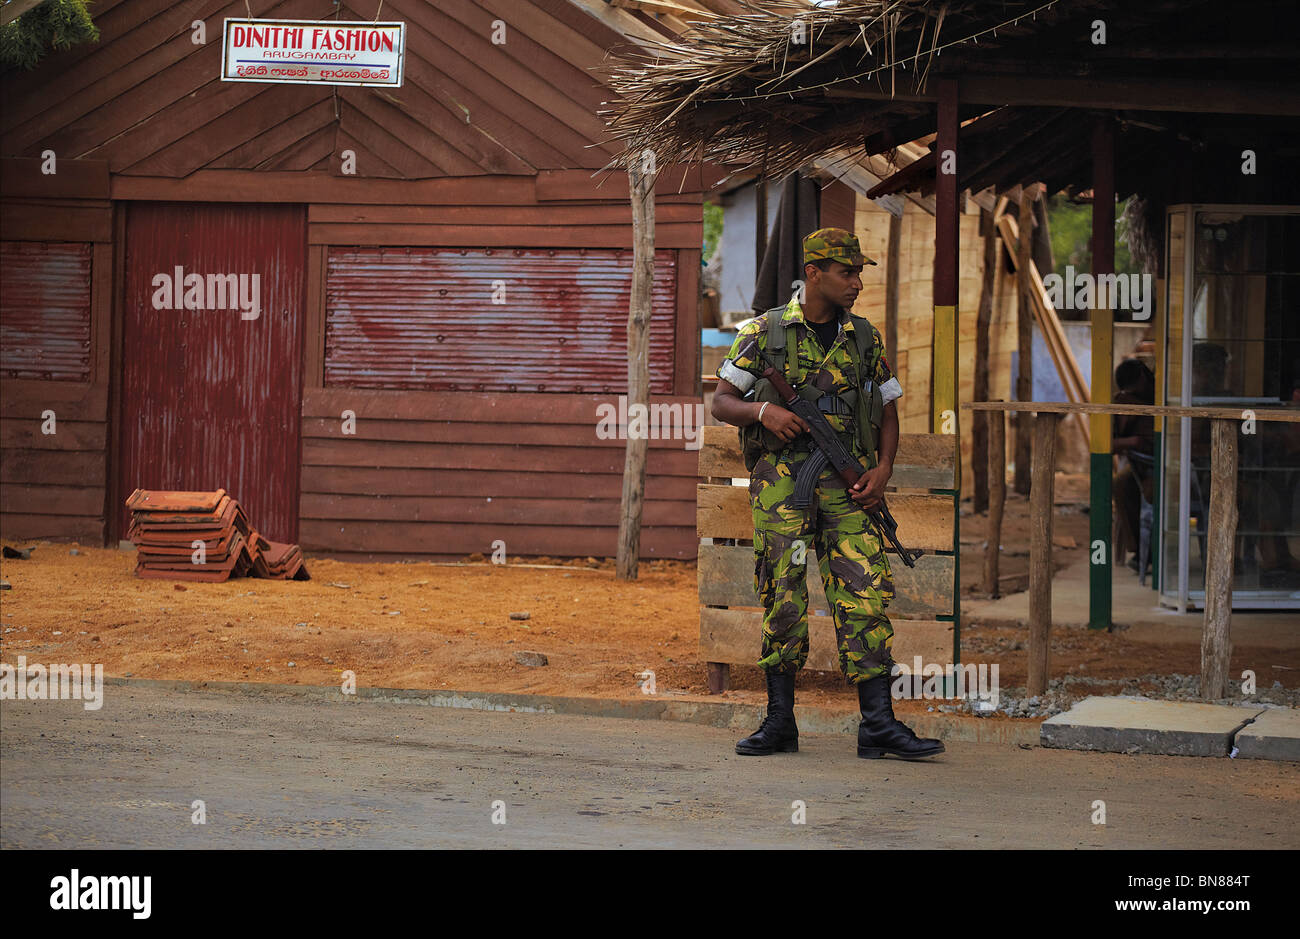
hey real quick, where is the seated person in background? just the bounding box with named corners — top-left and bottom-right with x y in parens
top-left (1112, 358), bottom-right (1155, 571)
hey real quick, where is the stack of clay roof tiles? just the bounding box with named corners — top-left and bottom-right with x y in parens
top-left (125, 489), bottom-right (308, 582)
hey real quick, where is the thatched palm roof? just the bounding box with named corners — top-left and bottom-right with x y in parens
top-left (603, 0), bottom-right (1084, 179)
top-left (601, 0), bottom-right (1300, 206)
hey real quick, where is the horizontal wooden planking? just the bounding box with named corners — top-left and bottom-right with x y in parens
top-left (697, 542), bottom-right (954, 618)
top-left (301, 465), bottom-right (695, 501)
top-left (303, 388), bottom-right (703, 424)
top-left (699, 607), bottom-right (953, 672)
top-left (307, 202), bottom-right (701, 225)
top-left (695, 425), bottom-right (956, 489)
top-left (110, 171), bottom-right (680, 205)
top-left (302, 418), bottom-right (705, 449)
top-left (106, 170), bottom-right (704, 206)
top-left (0, 159), bottom-right (110, 199)
top-left (0, 381), bottom-right (107, 421)
top-left (304, 438), bottom-right (701, 477)
top-left (535, 168), bottom-right (711, 203)
top-left (0, 418), bottom-right (106, 451)
top-left (0, 200), bottom-right (112, 242)
top-left (0, 448), bottom-right (105, 487)
top-left (0, 512), bottom-right (103, 542)
top-left (299, 518), bottom-right (696, 559)
top-left (301, 493), bottom-right (694, 527)
top-left (307, 222), bottom-right (702, 248)
top-left (0, 483), bottom-right (104, 516)
top-left (696, 485), bottom-right (955, 551)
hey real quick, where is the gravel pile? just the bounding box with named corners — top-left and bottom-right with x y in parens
top-left (931, 672), bottom-right (1299, 719)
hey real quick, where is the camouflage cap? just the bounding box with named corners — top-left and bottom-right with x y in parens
top-left (803, 228), bottom-right (877, 268)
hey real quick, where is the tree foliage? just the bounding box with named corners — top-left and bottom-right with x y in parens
top-left (1, 0), bottom-right (99, 71)
top-left (1046, 192), bottom-right (1136, 280)
top-left (702, 201), bottom-right (723, 261)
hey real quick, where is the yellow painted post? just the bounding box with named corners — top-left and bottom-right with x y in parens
top-left (1089, 118), bottom-right (1115, 630)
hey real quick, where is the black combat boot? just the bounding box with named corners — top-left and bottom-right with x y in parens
top-left (735, 668), bottom-right (798, 755)
top-left (856, 674), bottom-right (944, 760)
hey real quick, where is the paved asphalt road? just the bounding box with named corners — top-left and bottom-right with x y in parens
top-left (2, 684), bottom-right (1296, 849)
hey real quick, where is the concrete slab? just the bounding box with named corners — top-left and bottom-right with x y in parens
top-left (1235, 707), bottom-right (1300, 762)
top-left (1041, 695), bottom-right (1264, 757)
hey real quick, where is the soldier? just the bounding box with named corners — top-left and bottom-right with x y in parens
top-left (711, 228), bottom-right (944, 761)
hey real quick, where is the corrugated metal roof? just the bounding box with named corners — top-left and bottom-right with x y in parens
top-left (0, 241), bottom-right (92, 381)
top-left (325, 246), bottom-right (679, 393)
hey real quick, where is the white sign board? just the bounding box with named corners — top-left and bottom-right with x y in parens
top-left (221, 19), bottom-right (405, 87)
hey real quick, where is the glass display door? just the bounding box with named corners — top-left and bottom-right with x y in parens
top-left (1160, 205), bottom-right (1300, 610)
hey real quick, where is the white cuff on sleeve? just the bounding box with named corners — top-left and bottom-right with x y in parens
top-left (719, 359), bottom-right (757, 393)
top-left (879, 376), bottom-right (903, 405)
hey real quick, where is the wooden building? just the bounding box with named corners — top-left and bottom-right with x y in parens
top-left (0, 0), bottom-right (742, 561)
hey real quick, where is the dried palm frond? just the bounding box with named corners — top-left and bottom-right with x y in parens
top-left (601, 0), bottom-right (1067, 177)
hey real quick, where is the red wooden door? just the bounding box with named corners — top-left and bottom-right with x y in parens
top-left (119, 203), bottom-right (305, 541)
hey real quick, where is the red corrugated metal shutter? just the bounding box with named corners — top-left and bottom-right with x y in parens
top-left (0, 241), bottom-right (92, 381)
top-left (119, 203), bottom-right (305, 542)
top-left (325, 247), bottom-right (678, 393)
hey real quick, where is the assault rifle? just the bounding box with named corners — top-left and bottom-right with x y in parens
top-left (758, 362), bottom-right (923, 568)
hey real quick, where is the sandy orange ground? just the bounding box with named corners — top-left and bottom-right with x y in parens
top-left (2, 495), bottom-right (1295, 714)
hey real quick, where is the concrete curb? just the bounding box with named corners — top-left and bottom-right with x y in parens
top-left (100, 677), bottom-right (1042, 747)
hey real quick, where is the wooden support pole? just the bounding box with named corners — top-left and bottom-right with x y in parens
top-left (932, 80), bottom-right (959, 436)
top-left (1013, 186), bottom-right (1036, 495)
top-left (973, 208), bottom-right (997, 513)
top-left (1028, 411), bottom-right (1060, 697)
top-left (885, 210), bottom-right (902, 370)
top-left (1089, 117), bottom-right (1115, 630)
top-left (934, 79), bottom-right (962, 673)
top-left (617, 149), bottom-right (655, 580)
top-left (754, 177), bottom-right (768, 272)
top-left (1202, 419), bottom-right (1238, 700)
top-left (983, 403), bottom-right (1006, 597)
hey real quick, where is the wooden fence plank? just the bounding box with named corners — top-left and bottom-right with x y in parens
top-left (0, 419), bottom-right (106, 451)
top-left (696, 484), bottom-right (954, 550)
top-left (696, 425), bottom-right (957, 488)
top-left (303, 387), bottom-right (702, 424)
top-left (699, 607), bottom-right (952, 672)
top-left (300, 465), bottom-right (691, 501)
top-left (0, 513), bottom-right (103, 541)
top-left (299, 518), bottom-right (695, 558)
top-left (0, 448), bottom-right (105, 487)
top-left (302, 438), bottom-right (700, 476)
top-left (0, 484), bottom-right (103, 516)
top-left (697, 542), bottom-right (955, 617)
top-left (301, 493), bottom-right (695, 527)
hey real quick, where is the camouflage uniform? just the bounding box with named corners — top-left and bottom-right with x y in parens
top-left (717, 230), bottom-right (904, 684)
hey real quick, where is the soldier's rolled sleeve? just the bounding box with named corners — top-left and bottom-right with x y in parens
top-left (873, 334), bottom-right (903, 405)
top-left (716, 319), bottom-right (764, 393)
